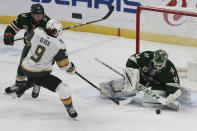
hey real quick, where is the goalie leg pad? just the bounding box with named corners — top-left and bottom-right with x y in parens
top-left (166, 89), bottom-right (182, 105)
top-left (166, 100), bottom-right (180, 111)
top-left (99, 79), bottom-right (137, 99)
top-left (99, 81), bottom-right (114, 98)
top-left (179, 87), bottom-right (192, 104)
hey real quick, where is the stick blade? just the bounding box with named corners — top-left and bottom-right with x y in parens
top-left (118, 97), bottom-right (133, 105)
top-left (103, 6), bottom-right (114, 20)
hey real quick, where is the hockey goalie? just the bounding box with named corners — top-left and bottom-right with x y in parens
top-left (99, 49), bottom-right (191, 110)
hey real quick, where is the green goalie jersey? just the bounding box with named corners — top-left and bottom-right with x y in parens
top-left (126, 51), bottom-right (180, 95)
top-left (4, 12), bottom-right (50, 37)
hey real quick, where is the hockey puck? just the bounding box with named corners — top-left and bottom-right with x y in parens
top-left (156, 109), bottom-right (161, 115)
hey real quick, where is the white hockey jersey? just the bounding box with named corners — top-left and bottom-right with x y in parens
top-left (22, 28), bottom-right (70, 74)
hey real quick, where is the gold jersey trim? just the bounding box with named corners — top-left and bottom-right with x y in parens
top-left (21, 63), bottom-right (52, 73)
top-left (56, 58), bottom-right (69, 68)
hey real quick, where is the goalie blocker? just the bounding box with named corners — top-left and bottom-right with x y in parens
top-left (99, 50), bottom-right (191, 111)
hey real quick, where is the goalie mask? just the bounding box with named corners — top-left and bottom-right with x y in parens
top-left (45, 19), bottom-right (63, 38)
top-left (153, 49), bottom-right (168, 70)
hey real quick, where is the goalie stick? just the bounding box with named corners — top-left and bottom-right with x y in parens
top-left (75, 71), bottom-right (132, 105)
top-left (14, 6), bottom-right (114, 42)
top-left (137, 83), bottom-right (167, 105)
top-left (95, 58), bottom-right (124, 77)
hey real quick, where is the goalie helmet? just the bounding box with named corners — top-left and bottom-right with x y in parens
top-left (45, 19), bottom-right (62, 37)
top-left (153, 49), bottom-right (168, 70)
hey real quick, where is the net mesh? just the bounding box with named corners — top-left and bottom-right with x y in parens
top-left (138, 6), bottom-right (197, 50)
top-left (136, 6), bottom-right (197, 69)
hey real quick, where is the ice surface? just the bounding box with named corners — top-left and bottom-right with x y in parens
top-left (0, 24), bottom-right (197, 131)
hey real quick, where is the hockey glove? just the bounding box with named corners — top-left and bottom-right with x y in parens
top-left (66, 62), bottom-right (76, 75)
top-left (4, 33), bottom-right (14, 46)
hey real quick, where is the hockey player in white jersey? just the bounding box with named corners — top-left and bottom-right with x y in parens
top-left (15, 19), bottom-right (77, 118)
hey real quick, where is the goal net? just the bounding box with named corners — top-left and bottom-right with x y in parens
top-left (136, 6), bottom-right (197, 72)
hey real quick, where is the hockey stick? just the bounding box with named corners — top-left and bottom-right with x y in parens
top-left (62, 6), bottom-right (114, 30)
top-left (14, 37), bottom-right (25, 41)
top-left (75, 71), bottom-right (132, 105)
top-left (95, 58), bottom-right (124, 76)
top-left (94, 58), bottom-right (124, 77)
top-left (14, 6), bottom-right (114, 41)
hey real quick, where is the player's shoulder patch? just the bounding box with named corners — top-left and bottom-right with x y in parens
top-left (166, 61), bottom-right (179, 83)
top-left (139, 50), bottom-right (154, 59)
top-left (165, 60), bottom-right (177, 74)
top-left (142, 51), bottom-right (154, 56)
top-left (166, 59), bottom-right (176, 69)
top-left (163, 60), bottom-right (178, 78)
top-left (41, 15), bottom-right (50, 28)
top-left (18, 12), bottom-right (31, 19)
top-left (43, 17), bottom-right (50, 22)
top-left (40, 15), bottom-right (50, 23)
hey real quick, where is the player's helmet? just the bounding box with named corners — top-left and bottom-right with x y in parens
top-left (31, 3), bottom-right (45, 14)
top-left (153, 49), bottom-right (168, 70)
top-left (45, 19), bottom-right (62, 37)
